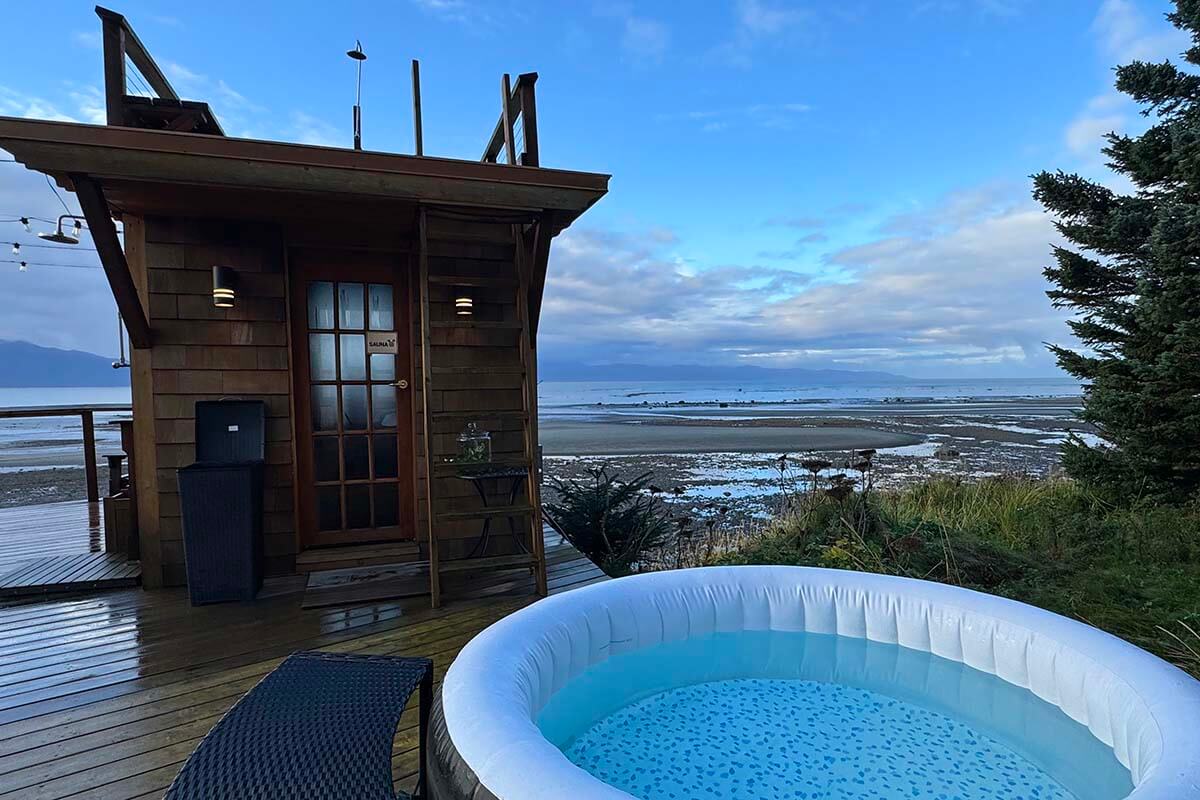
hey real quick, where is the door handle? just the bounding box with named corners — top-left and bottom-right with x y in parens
top-left (393, 379), bottom-right (409, 389)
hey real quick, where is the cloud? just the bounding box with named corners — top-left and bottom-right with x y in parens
top-left (594, 4), bottom-right (670, 62)
top-left (1062, 1), bottom-right (1189, 171)
top-left (72, 31), bottom-right (101, 50)
top-left (1064, 94), bottom-right (1124, 159)
top-left (288, 111), bottom-right (345, 147)
top-left (658, 102), bottom-right (811, 132)
top-left (766, 216), bottom-right (825, 230)
top-left (1093, 0), bottom-right (1187, 63)
top-left (913, 0), bottom-right (1028, 16)
top-left (621, 16), bottom-right (670, 61)
top-left (411, 0), bottom-right (495, 27)
top-left (756, 232), bottom-right (829, 261)
top-left (714, 0), bottom-right (815, 67)
top-left (539, 185), bottom-right (1069, 377)
top-left (540, 227), bottom-right (812, 364)
top-left (880, 181), bottom-right (1018, 235)
top-left (0, 86), bottom-right (80, 123)
top-left (67, 85), bottom-right (106, 125)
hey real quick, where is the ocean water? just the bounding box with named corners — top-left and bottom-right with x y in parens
top-left (537, 630), bottom-right (1132, 800)
top-left (538, 378), bottom-right (1081, 421)
top-left (0, 387), bottom-right (132, 470)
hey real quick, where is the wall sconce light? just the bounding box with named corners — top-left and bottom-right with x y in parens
top-left (454, 293), bottom-right (474, 316)
top-left (212, 266), bottom-right (238, 308)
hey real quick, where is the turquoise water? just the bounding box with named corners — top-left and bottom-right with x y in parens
top-left (537, 631), bottom-right (1133, 800)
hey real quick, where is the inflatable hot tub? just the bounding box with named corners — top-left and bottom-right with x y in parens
top-left (428, 566), bottom-right (1200, 800)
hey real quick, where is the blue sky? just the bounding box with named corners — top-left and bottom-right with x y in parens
top-left (0, 0), bottom-right (1189, 377)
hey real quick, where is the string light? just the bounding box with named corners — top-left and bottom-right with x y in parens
top-left (10, 243), bottom-right (17, 256)
top-left (18, 261), bottom-right (28, 272)
top-left (21, 217), bottom-right (31, 233)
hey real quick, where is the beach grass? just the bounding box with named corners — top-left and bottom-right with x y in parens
top-left (714, 476), bottom-right (1200, 677)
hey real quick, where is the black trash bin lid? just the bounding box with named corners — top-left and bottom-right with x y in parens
top-left (195, 400), bottom-right (265, 463)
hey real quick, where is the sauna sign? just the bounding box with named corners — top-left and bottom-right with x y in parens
top-left (366, 332), bottom-right (399, 354)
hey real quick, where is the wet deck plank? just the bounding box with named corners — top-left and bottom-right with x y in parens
top-left (0, 529), bottom-right (606, 799)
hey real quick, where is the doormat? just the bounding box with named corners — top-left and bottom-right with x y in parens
top-left (302, 561), bottom-right (430, 609)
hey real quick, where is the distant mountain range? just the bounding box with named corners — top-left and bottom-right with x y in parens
top-left (0, 341), bottom-right (127, 387)
top-left (1, 339), bottom-right (909, 388)
top-left (539, 360), bottom-right (909, 384)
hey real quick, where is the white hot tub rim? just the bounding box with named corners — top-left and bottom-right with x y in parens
top-left (441, 566), bottom-right (1200, 800)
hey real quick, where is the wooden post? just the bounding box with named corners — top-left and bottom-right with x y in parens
top-left (412, 60), bottom-right (424, 157)
top-left (417, 209), bottom-right (441, 608)
top-left (513, 223), bottom-right (547, 597)
top-left (82, 410), bottom-right (99, 504)
top-left (517, 73), bottom-right (539, 167)
top-left (500, 73), bottom-right (517, 165)
top-left (100, 13), bottom-right (126, 125)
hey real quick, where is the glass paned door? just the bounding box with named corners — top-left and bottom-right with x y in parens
top-left (291, 251), bottom-right (414, 547)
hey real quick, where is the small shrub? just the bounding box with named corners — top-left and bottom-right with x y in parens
top-left (543, 467), bottom-right (673, 576)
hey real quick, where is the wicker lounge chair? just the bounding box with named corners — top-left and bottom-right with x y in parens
top-left (164, 651), bottom-right (434, 800)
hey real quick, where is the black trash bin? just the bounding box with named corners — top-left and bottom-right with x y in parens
top-left (177, 400), bottom-right (265, 605)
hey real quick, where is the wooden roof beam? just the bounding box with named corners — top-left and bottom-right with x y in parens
top-left (70, 174), bottom-right (153, 349)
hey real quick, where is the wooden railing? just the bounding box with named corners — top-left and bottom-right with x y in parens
top-left (0, 404), bottom-right (132, 503)
top-left (482, 73), bottom-right (539, 167)
top-left (96, 5), bottom-right (224, 135)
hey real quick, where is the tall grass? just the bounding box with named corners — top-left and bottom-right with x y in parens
top-left (715, 475), bottom-right (1200, 677)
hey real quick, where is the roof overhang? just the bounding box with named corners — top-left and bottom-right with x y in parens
top-left (0, 117), bottom-right (609, 228)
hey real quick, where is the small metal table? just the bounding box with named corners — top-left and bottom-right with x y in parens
top-left (454, 465), bottom-right (528, 559)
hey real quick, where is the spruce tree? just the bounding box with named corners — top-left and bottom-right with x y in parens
top-left (1033, 0), bottom-right (1200, 503)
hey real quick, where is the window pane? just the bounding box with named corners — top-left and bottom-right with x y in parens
top-left (311, 385), bottom-right (338, 432)
top-left (344, 434), bottom-right (369, 480)
top-left (369, 353), bottom-right (395, 382)
top-left (374, 483), bottom-right (398, 527)
top-left (316, 486), bottom-right (341, 531)
top-left (372, 385), bottom-right (397, 429)
top-left (346, 485), bottom-right (371, 529)
top-left (339, 334), bottom-right (366, 380)
top-left (307, 281), bottom-right (334, 329)
top-left (342, 385), bottom-right (368, 430)
top-left (368, 284), bottom-right (394, 330)
top-left (338, 283), bottom-right (365, 329)
top-left (309, 334), bottom-right (336, 381)
top-left (373, 434), bottom-right (397, 478)
top-left (314, 437), bottom-right (339, 482)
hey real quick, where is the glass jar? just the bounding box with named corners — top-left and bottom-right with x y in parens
top-left (457, 422), bottom-right (492, 464)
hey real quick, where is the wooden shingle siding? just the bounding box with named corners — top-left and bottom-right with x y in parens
top-left (135, 216), bottom-right (296, 586)
top-left (414, 215), bottom-right (539, 564)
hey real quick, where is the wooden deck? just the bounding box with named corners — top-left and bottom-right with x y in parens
top-left (0, 502), bottom-right (106, 577)
top-left (0, 530), bottom-right (605, 799)
top-left (0, 554), bottom-right (141, 599)
top-left (0, 502), bottom-right (141, 598)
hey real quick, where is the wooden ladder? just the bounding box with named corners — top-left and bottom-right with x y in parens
top-left (417, 208), bottom-right (548, 607)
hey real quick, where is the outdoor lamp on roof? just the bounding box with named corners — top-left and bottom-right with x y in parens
top-left (38, 215), bottom-right (83, 245)
top-left (212, 266), bottom-right (237, 309)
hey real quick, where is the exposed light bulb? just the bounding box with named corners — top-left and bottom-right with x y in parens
top-left (71, 219), bottom-right (82, 236)
top-left (20, 217), bottom-right (30, 233)
top-left (18, 261), bottom-right (28, 272)
top-left (10, 243), bottom-right (18, 256)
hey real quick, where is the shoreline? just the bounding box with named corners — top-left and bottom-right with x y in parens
top-left (1, 393), bottom-right (1088, 510)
